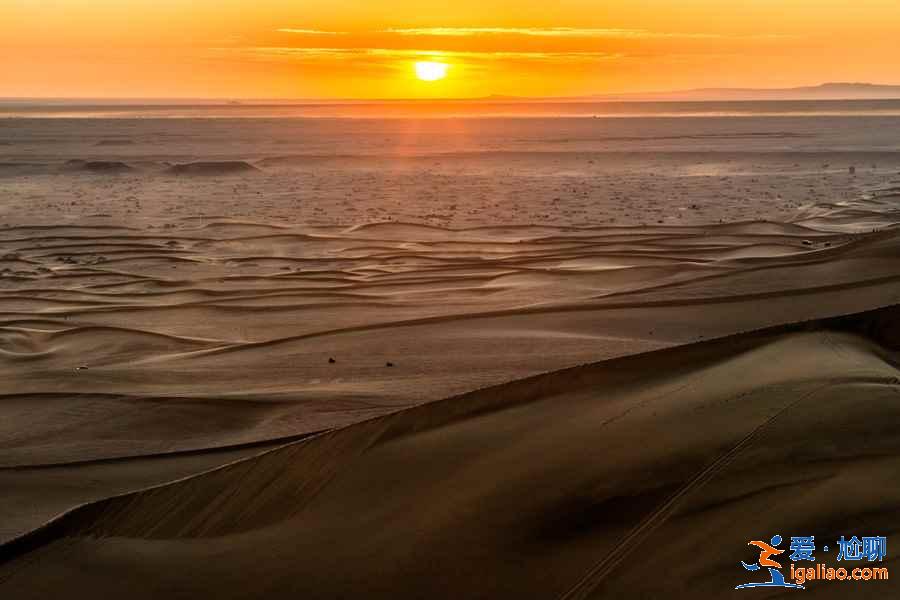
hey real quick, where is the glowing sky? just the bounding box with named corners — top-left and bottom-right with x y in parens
top-left (2, 0), bottom-right (900, 98)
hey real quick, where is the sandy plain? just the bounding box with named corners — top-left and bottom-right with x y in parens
top-left (1, 113), bottom-right (900, 597)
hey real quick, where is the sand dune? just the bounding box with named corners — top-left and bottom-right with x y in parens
top-left (2, 116), bottom-right (900, 597)
top-left (2, 305), bottom-right (898, 598)
top-left (1, 222), bottom-right (898, 476)
top-left (64, 159), bottom-right (134, 173)
top-left (167, 161), bottom-right (260, 175)
top-left (0, 216), bottom-right (899, 591)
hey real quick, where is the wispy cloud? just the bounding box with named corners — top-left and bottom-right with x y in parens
top-left (381, 27), bottom-right (650, 38)
top-left (380, 27), bottom-right (793, 41)
top-left (277, 28), bottom-right (347, 35)
top-left (244, 26), bottom-right (794, 71)
top-left (212, 46), bottom-right (623, 65)
top-left (273, 27), bottom-right (794, 43)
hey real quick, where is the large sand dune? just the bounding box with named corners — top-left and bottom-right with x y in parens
top-left (2, 305), bottom-right (899, 598)
top-left (1, 214), bottom-right (900, 548)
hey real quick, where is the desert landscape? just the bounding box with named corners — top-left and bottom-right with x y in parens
top-left (0, 106), bottom-right (898, 597)
top-left (7, 0), bottom-right (900, 592)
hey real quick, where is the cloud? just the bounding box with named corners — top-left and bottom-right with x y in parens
top-left (273, 27), bottom-right (795, 43)
top-left (274, 27), bottom-right (642, 39)
top-left (272, 27), bottom-right (795, 44)
top-left (243, 26), bottom-right (796, 71)
top-left (212, 46), bottom-right (624, 67)
top-left (277, 28), bottom-right (347, 35)
top-left (219, 47), bottom-right (623, 59)
top-left (379, 27), bottom-right (794, 41)
top-left (381, 27), bottom-right (651, 38)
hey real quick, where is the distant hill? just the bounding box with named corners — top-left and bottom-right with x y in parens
top-left (595, 83), bottom-right (900, 101)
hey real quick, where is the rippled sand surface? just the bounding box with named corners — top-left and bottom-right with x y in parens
top-left (1, 115), bottom-right (900, 598)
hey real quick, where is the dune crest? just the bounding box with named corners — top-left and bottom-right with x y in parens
top-left (64, 160), bottom-right (133, 173)
top-left (1, 305), bottom-right (898, 599)
top-left (167, 161), bottom-right (260, 175)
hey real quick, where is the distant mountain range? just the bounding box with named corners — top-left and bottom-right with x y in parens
top-left (593, 83), bottom-right (900, 101)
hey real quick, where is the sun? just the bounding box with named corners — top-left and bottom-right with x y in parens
top-left (414, 61), bottom-right (449, 82)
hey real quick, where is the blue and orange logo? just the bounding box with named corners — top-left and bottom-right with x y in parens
top-left (736, 534), bottom-right (888, 590)
top-left (736, 535), bottom-right (804, 590)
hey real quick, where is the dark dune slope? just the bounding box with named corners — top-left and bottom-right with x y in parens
top-left (167, 161), bottom-right (259, 175)
top-left (2, 305), bottom-right (899, 599)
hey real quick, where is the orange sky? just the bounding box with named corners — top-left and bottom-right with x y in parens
top-left (2, 0), bottom-right (900, 99)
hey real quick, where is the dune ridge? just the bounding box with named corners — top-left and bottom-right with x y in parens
top-left (64, 159), bottom-right (134, 173)
top-left (1, 220), bottom-right (898, 474)
top-left (167, 161), bottom-right (260, 175)
top-left (1, 303), bottom-right (898, 598)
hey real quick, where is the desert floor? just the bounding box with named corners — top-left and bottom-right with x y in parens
top-left (1, 115), bottom-right (900, 597)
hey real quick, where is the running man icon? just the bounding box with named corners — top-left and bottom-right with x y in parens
top-left (735, 535), bottom-right (805, 590)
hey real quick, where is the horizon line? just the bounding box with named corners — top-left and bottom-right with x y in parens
top-left (4, 82), bottom-right (900, 105)
top-left (4, 81), bottom-right (900, 105)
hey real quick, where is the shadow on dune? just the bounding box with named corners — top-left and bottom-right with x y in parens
top-left (167, 161), bottom-right (260, 176)
top-left (64, 160), bottom-right (134, 173)
top-left (2, 304), bottom-right (899, 599)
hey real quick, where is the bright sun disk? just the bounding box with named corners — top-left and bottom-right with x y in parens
top-left (414, 61), bottom-right (449, 82)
